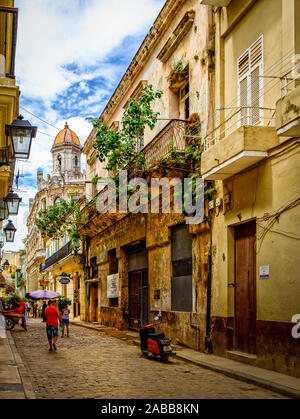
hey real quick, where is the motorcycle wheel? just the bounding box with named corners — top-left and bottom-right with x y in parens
top-left (141, 348), bottom-right (148, 357)
top-left (5, 318), bottom-right (15, 331)
top-left (160, 352), bottom-right (169, 363)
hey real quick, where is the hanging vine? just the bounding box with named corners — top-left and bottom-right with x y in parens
top-left (87, 84), bottom-right (163, 173)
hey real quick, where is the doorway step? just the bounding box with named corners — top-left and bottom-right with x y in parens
top-left (227, 350), bottom-right (257, 366)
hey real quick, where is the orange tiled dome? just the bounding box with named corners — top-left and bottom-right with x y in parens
top-left (54, 122), bottom-right (81, 146)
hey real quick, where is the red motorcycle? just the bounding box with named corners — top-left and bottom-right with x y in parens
top-left (139, 317), bottom-right (176, 363)
top-left (0, 297), bottom-right (23, 331)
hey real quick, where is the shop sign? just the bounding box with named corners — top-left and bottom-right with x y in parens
top-left (107, 274), bottom-right (119, 299)
top-left (59, 278), bottom-right (71, 285)
top-left (40, 281), bottom-right (49, 286)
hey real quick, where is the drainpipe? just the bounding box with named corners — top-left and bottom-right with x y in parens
top-left (204, 1), bottom-right (215, 356)
top-left (205, 234), bottom-right (213, 354)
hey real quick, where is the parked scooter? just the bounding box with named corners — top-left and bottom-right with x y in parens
top-left (139, 316), bottom-right (176, 363)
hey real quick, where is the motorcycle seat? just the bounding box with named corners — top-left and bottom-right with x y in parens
top-left (147, 333), bottom-right (165, 340)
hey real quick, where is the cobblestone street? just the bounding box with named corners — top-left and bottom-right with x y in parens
top-left (10, 319), bottom-right (287, 399)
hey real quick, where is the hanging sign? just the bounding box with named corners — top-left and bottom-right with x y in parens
top-left (59, 273), bottom-right (71, 285)
top-left (107, 274), bottom-right (119, 299)
top-left (40, 281), bottom-right (49, 286)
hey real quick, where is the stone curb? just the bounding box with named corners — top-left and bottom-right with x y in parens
top-left (7, 331), bottom-right (36, 399)
top-left (174, 354), bottom-right (300, 400)
top-left (71, 321), bottom-right (300, 399)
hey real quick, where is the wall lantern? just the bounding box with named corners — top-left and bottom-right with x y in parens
top-left (0, 199), bottom-right (9, 221)
top-left (0, 229), bottom-right (5, 249)
top-left (5, 115), bottom-right (37, 160)
top-left (3, 259), bottom-right (10, 270)
top-left (4, 220), bottom-right (17, 243)
top-left (3, 191), bottom-right (22, 216)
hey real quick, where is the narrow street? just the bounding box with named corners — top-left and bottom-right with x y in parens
top-left (11, 319), bottom-right (285, 399)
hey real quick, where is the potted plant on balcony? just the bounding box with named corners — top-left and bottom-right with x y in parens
top-left (186, 113), bottom-right (201, 145)
top-left (168, 60), bottom-right (189, 92)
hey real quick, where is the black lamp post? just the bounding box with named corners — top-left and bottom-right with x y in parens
top-left (4, 220), bottom-right (17, 243)
top-left (3, 191), bottom-right (22, 216)
top-left (0, 199), bottom-right (9, 221)
top-left (5, 115), bottom-right (37, 160)
top-left (0, 229), bottom-right (4, 249)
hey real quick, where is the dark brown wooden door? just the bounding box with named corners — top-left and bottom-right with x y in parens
top-left (235, 221), bottom-right (256, 354)
top-left (129, 270), bottom-right (148, 329)
top-left (91, 284), bottom-right (98, 323)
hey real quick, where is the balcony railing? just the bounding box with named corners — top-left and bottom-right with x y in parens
top-left (45, 241), bottom-right (72, 269)
top-left (203, 107), bottom-right (276, 151)
top-left (143, 119), bottom-right (190, 165)
top-left (0, 7), bottom-right (18, 79)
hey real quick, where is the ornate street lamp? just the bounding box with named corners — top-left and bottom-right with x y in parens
top-left (4, 220), bottom-right (17, 243)
top-left (0, 229), bottom-right (5, 249)
top-left (3, 259), bottom-right (10, 270)
top-left (5, 115), bottom-right (37, 160)
top-left (0, 199), bottom-right (9, 221)
top-left (3, 191), bottom-right (22, 216)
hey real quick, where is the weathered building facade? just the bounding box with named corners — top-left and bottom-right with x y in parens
top-left (81, 0), bottom-right (213, 348)
top-left (200, 0), bottom-right (300, 376)
top-left (0, 0), bottom-right (19, 235)
top-left (26, 123), bottom-right (85, 315)
top-left (80, 0), bottom-right (300, 377)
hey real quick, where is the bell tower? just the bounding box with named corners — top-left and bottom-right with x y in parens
top-left (51, 122), bottom-right (82, 179)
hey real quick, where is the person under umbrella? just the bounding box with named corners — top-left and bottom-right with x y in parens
top-left (42, 301), bottom-right (47, 323)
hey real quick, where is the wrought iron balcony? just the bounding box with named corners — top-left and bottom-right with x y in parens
top-left (45, 241), bottom-right (72, 269)
top-left (143, 119), bottom-right (190, 165)
top-left (0, 7), bottom-right (18, 79)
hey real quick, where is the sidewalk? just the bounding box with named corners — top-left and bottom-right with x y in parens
top-left (0, 330), bottom-right (35, 399)
top-left (71, 319), bottom-right (300, 399)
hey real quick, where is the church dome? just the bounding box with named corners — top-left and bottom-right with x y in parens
top-left (54, 122), bottom-right (81, 146)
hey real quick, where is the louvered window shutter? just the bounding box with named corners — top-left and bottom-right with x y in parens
top-left (238, 36), bottom-right (263, 126)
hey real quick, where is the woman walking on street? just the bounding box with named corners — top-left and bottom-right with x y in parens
top-left (61, 306), bottom-right (70, 338)
top-left (42, 301), bottom-right (47, 323)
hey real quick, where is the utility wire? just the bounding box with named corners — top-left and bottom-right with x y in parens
top-left (20, 106), bottom-right (61, 131)
top-left (20, 107), bottom-right (86, 145)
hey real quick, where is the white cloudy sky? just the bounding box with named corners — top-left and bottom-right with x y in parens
top-left (5, 0), bottom-right (165, 252)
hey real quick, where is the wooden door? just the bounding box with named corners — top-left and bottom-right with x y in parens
top-left (129, 270), bottom-right (148, 329)
top-left (235, 221), bottom-right (256, 354)
top-left (91, 284), bottom-right (98, 323)
top-left (129, 272), bottom-right (141, 329)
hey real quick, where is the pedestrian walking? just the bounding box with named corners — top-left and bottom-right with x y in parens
top-left (33, 302), bottom-right (38, 318)
top-left (16, 300), bottom-right (27, 331)
top-left (42, 301), bottom-right (47, 323)
top-left (61, 306), bottom-right (70, 338)
top-left (25, 301), bottom-right (31, 317)
top-left (45, 300), bottom-right (61, 352)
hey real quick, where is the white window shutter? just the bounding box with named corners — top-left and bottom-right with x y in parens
top-left (238, 36), bottom-right (263, 127)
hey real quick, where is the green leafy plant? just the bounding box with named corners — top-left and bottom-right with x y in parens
top-left (206, 47), bottom-right (215, 58)
top-left (87, 84), bottom-right (162, 172)
top-left (3, 293), bottom-right (22, 308)
top-left (56, 296), bottom-right (72, 312)
top-left (35, 199), bottom-right (86, 254)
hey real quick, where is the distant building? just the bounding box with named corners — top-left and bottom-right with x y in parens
top-left (26, 123), bottom-right (85, 313)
